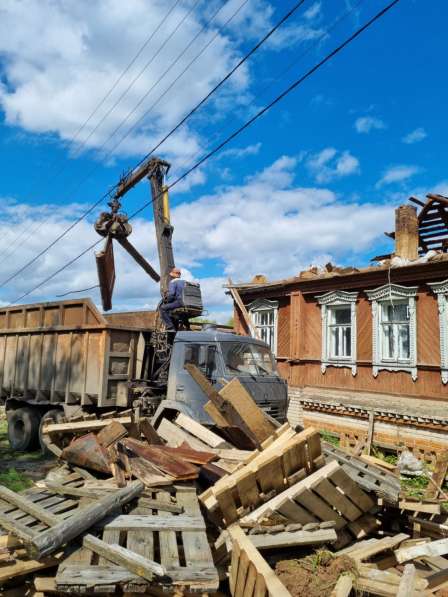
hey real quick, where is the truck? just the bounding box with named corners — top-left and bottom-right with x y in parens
top-left (1, 157), bottom-right (288, 451)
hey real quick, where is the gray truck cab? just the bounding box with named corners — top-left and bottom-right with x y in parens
top-left (152, 329), bottom-right (288, 426)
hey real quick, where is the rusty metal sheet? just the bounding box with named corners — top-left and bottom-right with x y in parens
top-left (96, 236), bottom-right (115, 311)
top-left (62, 433), bottom-right (111, 474)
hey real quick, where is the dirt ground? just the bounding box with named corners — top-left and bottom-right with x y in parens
top-left (275, 550), bottom-right (357, 597)
top-left (0, 408), bottom-right (54, 491)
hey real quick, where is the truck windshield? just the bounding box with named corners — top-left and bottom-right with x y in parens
top-left (221, 342), bottom-right (276, 376)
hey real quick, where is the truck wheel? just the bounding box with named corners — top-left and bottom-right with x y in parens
top-left (7, 407), bottom-right (41, 451)
top-left (39, 409), bottom-right (64, 455)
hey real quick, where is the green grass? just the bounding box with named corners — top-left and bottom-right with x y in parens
top-left (319, 430), bottom-right (340, 447)
top-left (0, 468), bottom-right (33, 492)
top-left (372, 448), bottom-right (398, 465)
top-left (400, 475), bottom-right (429, 499)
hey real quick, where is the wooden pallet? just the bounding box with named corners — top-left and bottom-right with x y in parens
top-left (240, 461), bottom-right (375, 533)
top-left (0, 470), bottom-right (86, 545)
top-left (323, 442), bottom-right (400, 503)
top-left (200, 426), bottom-right (324, 525)
top-left (55, 486), bottom-right (219, 594)
top-left (228, 525), bottom-right (291, 597)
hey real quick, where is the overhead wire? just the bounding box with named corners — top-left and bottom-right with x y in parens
top-left (0, 0), bottom-right (302, 290)
top-left (0, 0), bottom-right (183, 260)
top-left (9, 0), bottom-right (401, 305)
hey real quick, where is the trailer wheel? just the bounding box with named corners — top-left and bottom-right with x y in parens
top-left (7, 407), bottom-right (41, 451)
top-left (39, 409), bottom-right (64, 455)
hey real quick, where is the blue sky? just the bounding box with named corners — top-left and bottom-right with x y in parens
top-left (0, 0), bottom-right (446, 320)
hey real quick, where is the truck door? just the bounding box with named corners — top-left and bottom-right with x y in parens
top-left (167, 342), bottom-right (219, 422)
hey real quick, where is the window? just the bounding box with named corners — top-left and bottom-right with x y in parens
top-left (428, 280), bottom-right (448, 384)
top-left (366, 284), bottom-right (418, 380)
top-left (221, 341), bottom-right (276, 376)
top-left (184, 344), bottom-right (217, 379)
top-left (248, 299), bottom-right (278, 354)
top-left (317, 291), bottom-right (358, 375)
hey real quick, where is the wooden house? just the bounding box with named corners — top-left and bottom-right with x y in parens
top-left (229, 195), bottom-right (448, 460)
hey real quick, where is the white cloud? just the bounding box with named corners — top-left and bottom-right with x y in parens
top-left (0, 156), bottom-right (394, 319)
top-left (218, 142), bottom-right (262, 159)
top-left (0, 0), bottom-right (264, 164)
top-left (376, 164), bottom-right (421, 188)
top-left (402, 127), bottom-right (427, 144)
top-left (304, 2), bottom-right (322, 21)
top-left (306, 148), bottom-right (360, 183)
top-left (354, 116), bottom-right (386, 134)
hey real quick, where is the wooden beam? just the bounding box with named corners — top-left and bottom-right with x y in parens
top-left (395, 537), bottom-right (448, 563)
top-left (227, 278), bottom-right (258, 338)
top-left (396, 564), bottom-right (417, 597)
top-left (0, 485), bottom-right (60, 527)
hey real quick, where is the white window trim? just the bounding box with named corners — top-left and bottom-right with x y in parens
top-left (428, 279), bottom-right (448, 384)
top-left (248, 298), bottom-right (278, 355)
top-left (366, 283), bottom-right (418, 381)
top-left (316, 290), bottom-right (358, 376)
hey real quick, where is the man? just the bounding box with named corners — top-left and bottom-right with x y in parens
top-left (159, 267), bottom-right (186, 331)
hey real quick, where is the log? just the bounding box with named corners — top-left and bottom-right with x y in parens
top-left (29, 480), bottom-right (144, 559)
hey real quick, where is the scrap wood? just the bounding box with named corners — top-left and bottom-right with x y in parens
top-left (329, 574), bottom-right (353, 597)
top-left (356, 563), bottom-right (428, 595)
top-left (0, 551), bottom-right (64, 583)
top-left (399, 499), bottom-right (441, 514)
top-left (138, 417), bottom-right (163, 445)
top-left (425, 450), bottom-right (448, 500)
top-left (184, 363), bottom-right (266, 448)
top-left (360, 454), bottom-right (397, 471)
top-left (29, 480), bottom-right (144, 559)
top-left (175, 412), bottom-right (230, 448)
top-left (123, 437), bottom-right (198, 480)
top-left (43, 416), bottom-right (133, 435)
top-left (249, 527), bottom-right (337, 549)
top-left (156, 417), bottom-right (216, 451)
top-left (159, 442), bottom-right (218, 464)
top-left (347, 533), bottom-right (409, 561)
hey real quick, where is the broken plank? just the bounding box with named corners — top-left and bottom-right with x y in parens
top-left (83, 533), bottom-right (165, 581)
top-left (123, 438), bottom-right (198, 479)
top-left (330, 574), bottom-right (353, 597)
top-left (96, 419), bottom-right (128, 447)
top-left (350, 533), bottom-right (409, 561)
top-left (396, 563), bottom-right (417, 597)
top-left (43, 416), bottom-right (132, 434)
top-left (56, 564), bottom-right (144, 587)
top-left (0, 552), bottom-right (63, 583)
top-left (139, 417), bottom-right (163, 445)
top-left (399, 500), bottom-right (441, 514)
top-left (157, 417), bottom-right (212, 451)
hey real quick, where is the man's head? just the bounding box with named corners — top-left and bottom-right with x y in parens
top-left (170, 267), bottom-right (181, 279)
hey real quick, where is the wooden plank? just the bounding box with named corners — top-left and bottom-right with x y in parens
top-left (0, 552), bottom-right (63, 583)
top-left (123, 438), bottom-right (198, 480)
top-left (139, 417), bottom-right (163, 445)
top-left (57, 564), bottom-right (143, 586)
top-left (0, 511), bottom-right (38, 542)
top-left (360, 454), bottom-right (397, 471)
top-left (219, 378), bottom-right (276, 444)
top-left (348, 513), bottom-right (380, 539)
top-left (365, 410), bottom-right (374, 455)
top-left (216, 486), bottom-right (239, 525)
top-left (277, 497), bottom-right (318, 524)
top-left (328, 467), bottom-right (376, 513)
top-left (83, 533), bottom-right (165, 580)
top-left (175, 412), bottom-right (228, 448)
top-left (157, 417), bottom-right (212, 451)
top-left (235, 549), bottom-right (250, 597)
top-left (96, 420), bottom-right (128, 447)
top-left (312, 477), bottom-right (362, 522)
top-left (395, 537), bottom-right (448, 563)
top-left (250, 528), bottom-right (337, 549)
top-left (105, 514), bottom-right (205, 531)
top-left (295, 488), bottom-right (346, 530)
top-left (43, 416), bottom-right (132, 434)
top-left (351, 533), bottom-right (409, 561)
top-left (426, 450), bottom-right (448, 499)
top-left (227, 281), bottom-right (259, 338)
top-left (399, 500), bottom-right (441, 514)
top-left (129, 455), bottom-right (174, 486)
top-left (204, 400), bottom-right (230, 427)
top-left (0, 485), bottom-right (60, 526)
top-left (156, 490), bottom-right (180, 571)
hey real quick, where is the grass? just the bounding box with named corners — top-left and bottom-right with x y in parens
top-left (400, 475), bottom-right (429, 499)
top-left (0, 468), bottom-right (33, 492)
top-left (320, 430), bottom-right (340, 447)
top-left (371, 448), bottom-right (398, 466)
top-left (0, 412), bottom-right (47, 492)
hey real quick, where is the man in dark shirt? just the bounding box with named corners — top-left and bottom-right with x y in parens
top-left (159, 267), bottom-right (186, 330)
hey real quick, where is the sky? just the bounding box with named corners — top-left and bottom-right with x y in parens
top-left (0, 0), bottom-right (446, 322)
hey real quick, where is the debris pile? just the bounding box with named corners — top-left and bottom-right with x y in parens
top-left (1, 371), bottom-right (448, 595)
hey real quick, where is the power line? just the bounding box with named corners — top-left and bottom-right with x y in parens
top-left (71, 0), bottom-right (202, 159)
top-left (10, 0), bottom-right (401, 305)
top-left (0, 0), bottom-right (297, 290)
top-left (0, 0), bottom-right (183, 259)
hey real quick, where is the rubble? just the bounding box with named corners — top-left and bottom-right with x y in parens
top-left (2, 383), bottom-right (448, 596)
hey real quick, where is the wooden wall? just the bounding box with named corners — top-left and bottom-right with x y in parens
top-left (235, 283), bottom-right (448, 401)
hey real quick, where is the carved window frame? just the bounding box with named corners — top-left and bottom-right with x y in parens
top-left (366, 283), bottom-right (418, 381)
top-left (316, 290), bottom-right (358, 376)
top-left (248, 298), bottom-right (279, 355)
top-left (428, 279), bottom-right (448, 384)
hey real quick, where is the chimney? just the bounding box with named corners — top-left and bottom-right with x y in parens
top-left (395, 204), bottom-right (419, 260)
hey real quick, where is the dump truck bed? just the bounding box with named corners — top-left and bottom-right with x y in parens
top-left (0, 299), bottom-right (155, 409)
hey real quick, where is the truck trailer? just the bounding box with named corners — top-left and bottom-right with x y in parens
top-left (0, 298), bottom-right (287, 451)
